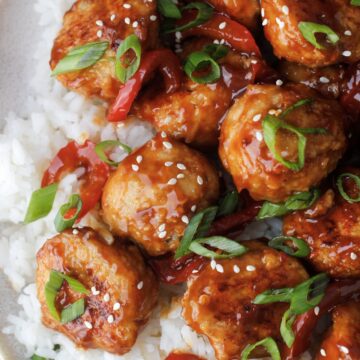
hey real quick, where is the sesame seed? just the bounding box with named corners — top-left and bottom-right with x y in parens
top-left (110, 14), bottom-right (116, 21)
top-left (72, 229), bottom-right (79, 235)
top-left (132, 21), bottom-right (139, 28)
top-left (168, 178), bottom-right (177, 185)
top-left (163, 141), bottom-right (173, 149)
top-left (342, 50), bottom-right (352, 57)
top-left (220, 39), bottom-right (225, 44)
top-left (159, 230), bottom-right (167, 238)
top-left (158, 224), bottom-right (166, 232)
top-left (150, 15), bottom-right (157, 21)
top-left (175, 31), bottom-right (182, 40)
top-left (213, 39), bottom-right (220, 44)
top-left (246, 265), bottom-right (256, 272)
top-left (251, 59), bottom-right (258, 64)
top-left (282, 5), bottom-right (289, 15)
top-left (181, 215), bottom-right (189, 224)
top-left (96, 30), bottom-right (103, 38)
top-left (256, 132), bottom-right (263, 142)
top-left (113, 302), bottom-right (121, 311)
top-left (261, 8), bottom-right (265, 17)
top-left (197, 176), bottom-right (204, 185)
top-left (125, 17), bottom-right (131, 25)
top-left (123, 3), bottom-right (131, 8)
top-left (107, 315), bottom-right (114, 323)
top-left (210, 260), bottom-right (216, 270)
top-left (219, 22), bottom-right (227, 30)
top-left (320, 349), bottom-right (326, 357)
top-left (344, 30), bottom-right (352, 36)
top-left (314, 306), bottom-right (320, 316)
top-left (161, 131), bottom-right (167, 138)
top-left (177, 173), bottom-right (185, 179)
top-left (103, 293), bottom-right (110, 302)
top-left (137, 281), bottom-right (144, 290)
top-left (253, 114), bottom-right (261, 122)
top-left (319, 76), bottom-right (330, 83)
top-left (165, 161), bottom-right (173, 167)
top-left (136, 155), bottom-right (143, 164)
top-left (339, 346), bottom-right (349, 354)
top-left (350, 252), bottom-right (357, 260)
top-left (177, 163), bottom-right (186, 170)
top-left (96, 20), bottom-right (104, 26)
top-left (91, 286), bottom-right (100, 296)
top-left (191, 205), bottom-right (197, 212)
top-left (262, 19), bottom-right (268, 26)
top-left (276, 79), bottom-right (283, 86)
top-left (192, 269), bottom-right (198, 274)
top-left (132, 164), bottom-right (139, 172)
top-left (84, 321), bottom-right (93, 329)
top-left (216, 264), bottom-right (224, 273)
top-left (233, 265), bottom-right (240, 273)
top-left (276, 17), bottom-right (285, 29)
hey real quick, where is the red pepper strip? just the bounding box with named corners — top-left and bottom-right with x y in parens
top-left (182, 13), bottom-right (261, 57)
top-left (41, 140), bottom-right (110, 219)
top-left (340, 61), bottom-right (360, 117)
top-left (283, 279), bottom-right (360, 360)
top-left (107, 49), bottom-right (182, 122)
top-left (165, 353), bottom-right (204, 360)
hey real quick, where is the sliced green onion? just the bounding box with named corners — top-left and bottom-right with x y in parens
top-left (184, 51), bottom-right (221, 84)
top-left (54, 194), bottom-right (83, 232)
top-left (52, 41), bottom-right (109, 76)
top-left (189, 236), bottom-right (248, 259)
top-left (351, 0), bottom-right (360, 5)
top-left (253, 288), bottom-right (294, 305)
top-left (24, 183), bottom-right (59, 224)
top-left (217, 190), bottom-right (239, 217)
top-left (158, 0), bottom-right (181, 18)
top-left (268, 236), bottom-right (310, 258)
top-left (62, 274), bottom-right (90, 295)
top-left (280, 309), bottom-right (296, 348)
top-left (95, 140), bottom-right (132, 166)
top-left (45, 270), bottom-right (64, 321)
top-left (280, 98), bottom-right (313, 118)
top-left (175, 206), bottom-right (218, 259)
top-left (257, 188), bottom-right (320, 220)
top-left (165, 2), bottom-right (214, 33)
top-left (203, 44), bottom-right (229, 61)
top-left (241, 337), bottom-right (281, 360)
top-left (31, 355), bottom-right (48, 360)
top-left (61, 298), bottom-right (85, 324)
top-left (336, 173), bottom-right (360, 203)
top-left (115, 34), bottom-right (142, 83)
top-left (298, 22), bottom-right (339, 50)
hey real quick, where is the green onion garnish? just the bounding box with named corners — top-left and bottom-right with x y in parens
top-left (257, 188), bottom-right (320, 220)
top-left (280, 309), bottom-right (296, 348)
top-left (95, 140), bottom-right (132, 166)
top-left (31, 355), bottom-right (47, 360)
top-left (158, 0), bottom-right (182, 18)
top-left (115, 34), bottom-right (142, 84)
top-left (336, 173), bottom-right (360, 203)
top-left (217, 190), bottom-right (239, 217)
top-left (61, 298), bottom-right (86, 324)
top-left (54, 194), bottom-right (83, 232)
top-left (24, 183), bottom-right (58, 224)
top-left (52, 41), bottom-right (109, 76)
top-left (252, 288), bottom-right (294, 305)
top-left (184, 51), bottom-right (221, 84)
top-left (188, 236), bottom-right (248, 259)
top-left (203, 44), bottom-right (229, 61)
top-left (241, 337), bottom-right (281, 360)
top-left (298, 22), bottom-right (339, 50)
top-left (268, 236), bottom-right (310, 258)
top-left (351, 0), bottom-right (360, 5)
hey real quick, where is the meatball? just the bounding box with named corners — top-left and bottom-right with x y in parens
top-left (101, 133), bottom-right (220, 256)
top-left (219, 84), bottom-right (347, 202)
top-left (206, 0), bottom-right (260, 29)
top-left (182, 241), bottom-right (308, 360)
top-left (50, 0), bottom-right (158, 101)
top-left (283, 168), bottom-right (360, 278)
top-left (36, 228), bottom-right (158, 355)
top-left (315, 301), bottom-right (360, 360)
top-left (262, 0), bottom-right (360, 67)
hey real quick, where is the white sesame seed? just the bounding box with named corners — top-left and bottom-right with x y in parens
top-left (276, 79), bottom-right (283, 86)
top-left (251, 59), bottom-right (258, 64)
top-left (132, 164), bottom-right (139, 172)
top-left (216, 264), bottom-right (224, 273)
top-left (220, 39), bottom-right (225, 44)
top-left (197, 176), bottom-right (204, 185)
top-left (150, 15), bottom-right (157, 21)
top-left (210, 260), bottom-right (216, 270)
top-left (246, 265), bottom-right (256, 272)
top-left (256, 132), bottom-right (263, 142)
top-left (72, 229), bottom-right (79, 235)
top-left (123, 3), bottom-right (131, 8)
top-left (213, 39), bottom-right (220, 44)
top-left (113, 302), bottom-right (121, 311)
top-left (261, 8), bottom-right (265, 17)
top-left (103, 293), bottom-right (110, 302)
top-left (344, 30), bottom-right (352, 36)
top-left (165, 161), bottom-right (173, 167)
top-left (125, 17), bottom-right (131, 25)
top-left (159, 230), bottom-right (167, 238)
top-left (158, 224), bottom-right (166, 232)
top-left (276, 17), bottom-right (285, 29)
top-left (175, 31), bottom-right (182, 40)
top-left (233, 265), bottom-right (240, 273)
top-left (262, 19), bottom-right (268, 26)
top-left (136, 155), bottom-right (143, 164)
top-left (168, 178), bottom-right (177, 185)
top-left (319, 76), bottom-right (330, 83)
top-left (181, 215), bottom-right (189, 224)
top-left (253, 114), bottom-right (261, 122)
top-left (163, 141), bottom-right (173, 149)
top-left (132, 21), bottom-right (139, 28)
top-left (110, 14), bottom-right (116, 21)
top-left (96, 30), bottom-right (103, 38)
top-left (137, 281), bottom-right (144, 290)
top-left (342, 50), bottom-right (352, 57)
top-left (192, 269), bottom-right (198, 274)
top-left (96, 20), bottom-right (104, 26)
top-left (177, 163), bottom-right (186, 170)
top-left (161, 131), bottom-right (167, 138)
top-left (219, 21), bottom-right (227, 30)
top-left (351, 252), bottom-right (358, 260)
top-left (314, 306), bottom-right (320, 316)
top-left (320, 349), bottom-right (326, 357)
top-left (91, 286), bottom-right (100, 296)
top-left (84, 321), bottom-right (93, 329)
top-left (282, 5), bottom-right (289, 15)
top-left (191, 205), bottom-right (197, 212)
top-left (177, 173), bottom-right (185, 179)
top-left (107, 315), bottom-right (114, 323)
top-left (339, 346), bottom-right (349, 354)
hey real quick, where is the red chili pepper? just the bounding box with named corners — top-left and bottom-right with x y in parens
top-left (283, 279), bottom-right (360, 360)
top-left (165, 353), bottom-right (204, 360)
top-left (41, 140), bottom-right (110, 219)
top-left (107, 49), bottom-right (182, 122)
top-left (340, 61), bottom-right (360, 118)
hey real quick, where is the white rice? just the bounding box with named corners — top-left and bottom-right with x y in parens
top-left (0, 1), bottom-right (294, 359)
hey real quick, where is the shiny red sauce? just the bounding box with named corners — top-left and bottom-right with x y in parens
top-left (165, 352), bottom-right (204, 360)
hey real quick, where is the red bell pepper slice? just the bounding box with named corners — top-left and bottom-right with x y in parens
top-left (41, 140), bottom-right (110, 219)
top-left (107, 49), bottom-right (182, 122)
top-left (282, 279), bottom-right (360, 360)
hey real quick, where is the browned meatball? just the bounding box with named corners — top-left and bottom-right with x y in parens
top-left (182, 241), bottom-right (308, 360)
top-left (219, 84), bottom-right (347, 202)
top-left (283, 168), bottom-right (360, 278)
top-left (101, 133), bottom-right (220, 256)
top-left (206, 0), bottom-right (260, 29)
top-left (36, 228), bottom-right (158, 355)
top-left (262, 0), bottom-right (360, 67)
top-left (315, 301), bottom-right (360, 360)
top-left (50, 0), bottom-right (158, 101)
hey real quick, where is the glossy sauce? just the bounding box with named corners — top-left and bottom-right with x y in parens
top-left (165, 353), bottom-right (204, 360)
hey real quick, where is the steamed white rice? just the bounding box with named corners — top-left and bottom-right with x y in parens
top-left (0, 1), bottom-right (285, 359)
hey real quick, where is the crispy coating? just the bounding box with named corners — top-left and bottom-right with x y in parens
top-left (101, 133), bottom-right (220, 256)
top-left (262, 0), bottom-right (360, 67)
top-left (50, 0), bottom-right (158, 101)
top-left (315, 301), bottom-right (360, 360)
top-left (219, 84), bottom-right (347, 202)
top-left (206, 0), bottom-right (260, 29)
top-left (283, 168), bottom-right (360, 278)
top-left (36, 228), bottom-right (158, 354)
top-left (182, 241), bottom-right (308, 360)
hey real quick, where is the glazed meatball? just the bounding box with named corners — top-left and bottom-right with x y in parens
top-left (315, 301), bottom-right (360, 360)
top-left (283, 168), bottom-right (360, 278)
top-left (50, 0), bottom-right (158, 101)
top-left (182, 241), bottom-right (308, 360)
top-left (262, 0), bottom-right (360, 67)
top-left (219, 84), bottom-right (347, 202)
top-left (36, 228), bottom-right (158, 355)
top-left (206, 0), bottom-right (260, 29)
top-left (101, 133), bottom-right (220, 256)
